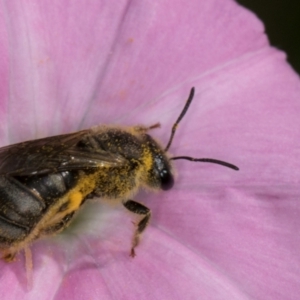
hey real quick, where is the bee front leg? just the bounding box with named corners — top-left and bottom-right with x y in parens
top-left (133, 123), bottom-right (161, 134)
top-left (123, 200), bottom-right (151, 257)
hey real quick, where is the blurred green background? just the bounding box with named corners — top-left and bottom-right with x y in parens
top-left (237, 0), bottom-right (300, 75)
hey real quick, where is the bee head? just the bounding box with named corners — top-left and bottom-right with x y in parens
top-left (143, 134), bottom-right (174, 191)
top-left (145, 88), bottom-right (239, 191)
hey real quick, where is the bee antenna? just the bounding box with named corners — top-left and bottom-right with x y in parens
top-left (164, 87), bottom-right (195, 152)
top-left (170, 156), bottom-right (239, 171)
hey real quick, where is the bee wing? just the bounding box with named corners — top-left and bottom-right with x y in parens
top-left (0, 130), bottom-right (125, 176)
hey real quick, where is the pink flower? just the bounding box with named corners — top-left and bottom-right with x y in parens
top-left (0, 0), bottom-right (300, 299)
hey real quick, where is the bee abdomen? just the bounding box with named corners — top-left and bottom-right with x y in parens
top-left (22, 171), bottom-right (78, 206)
top-left (0, 171), bottom-right (79, 246)
top-left (0, 216), bottom-right (29, 245)
top-left (0, 176), bottom-right (45, 223)
top-left (0, 176), bottom-right (45, 244)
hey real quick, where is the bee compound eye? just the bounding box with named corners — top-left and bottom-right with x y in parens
top-left (160, 169), bottom-right (174, 190)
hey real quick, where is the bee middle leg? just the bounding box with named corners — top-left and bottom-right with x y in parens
top-left (123, 200), bottom-right (151, 257)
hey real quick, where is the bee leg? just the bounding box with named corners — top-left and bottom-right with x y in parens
top-left (2, 251), bottom-right (16, 262)
top-left (147, 123), bottom-right (161, 130)
top-left (24, 246), bottom-right (33, 289)
top-left (123, 200), bottom-right (151, 257)
top-left (133, 123), bottom-right (161, 134)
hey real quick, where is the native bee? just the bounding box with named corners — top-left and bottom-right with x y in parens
top-left (0, 88), bottom-right (238, 262)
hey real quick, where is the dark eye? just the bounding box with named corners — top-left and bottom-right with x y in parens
top-left (160, 169), bottom-right (174, 190)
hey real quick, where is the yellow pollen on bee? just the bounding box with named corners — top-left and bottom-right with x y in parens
top-left (142, 147), bottom-right (153, 172)
top-left (68, 191), bottom-right (84, 211)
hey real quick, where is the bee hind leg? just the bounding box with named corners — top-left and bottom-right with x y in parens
top-left (123, 200), bottom-right (151, 257)
top-left (24, 246), bottom-right (33, 288)
top-left (1, 244), bottom-right (22, 262)
top-left (2, 250), bottom-right (17, 262)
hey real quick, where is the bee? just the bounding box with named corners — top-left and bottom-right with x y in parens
top-left (0, 87), bottom-right (238, 263)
